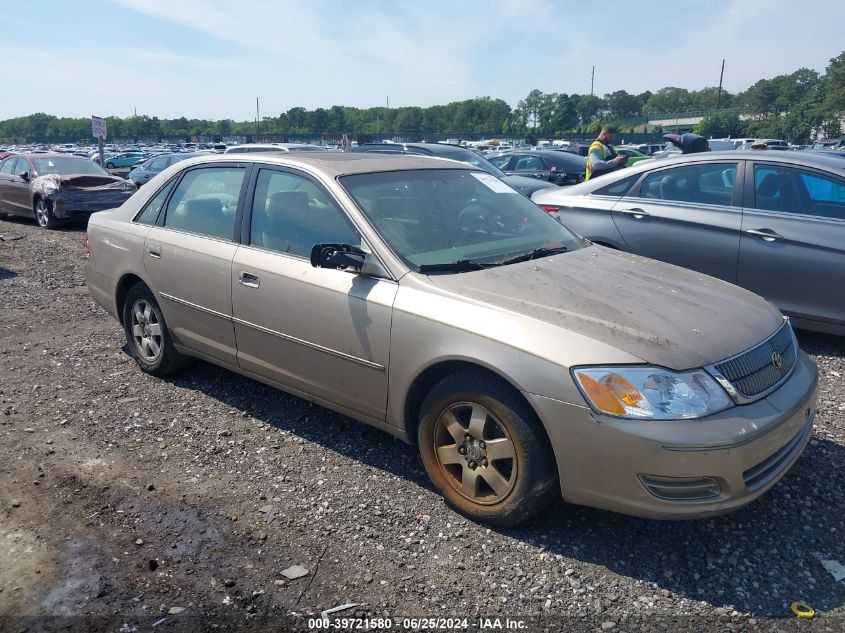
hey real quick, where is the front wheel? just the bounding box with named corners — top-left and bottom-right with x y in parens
top-left (418, 371), bottom-right (558, 527)
top-left (122, 283), bottom-right (190, 376)
top-left (105, 161), bottom-right (115, 169)
top-left (34, 198), bottom-right (60, 229)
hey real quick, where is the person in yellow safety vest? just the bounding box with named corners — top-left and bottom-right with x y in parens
top-left (585, 124), bottom-right (628, 181)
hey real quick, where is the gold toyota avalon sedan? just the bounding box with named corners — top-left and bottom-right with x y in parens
top-left (86, 153), bottom-right (818, 526)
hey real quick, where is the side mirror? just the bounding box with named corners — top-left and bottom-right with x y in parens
top-left (310, 243), bottom-right (366, 271)
top-left (19, 171), bottom-right (29, 181)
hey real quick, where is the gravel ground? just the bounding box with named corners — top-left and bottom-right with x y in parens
top-left (1, 216), bottom-right (844, 633)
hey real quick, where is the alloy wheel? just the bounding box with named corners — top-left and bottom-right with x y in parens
top-left (35, 200), bottom-right (49, 227)
top-left (130, 299), bottom-right (163, 362)
top-left (433, 402), bottom-right (518, 505)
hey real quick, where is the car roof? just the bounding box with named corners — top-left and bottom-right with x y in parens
top-left (178, 152), bottom-right (477, 177)
top-left (18, 152), bottom-right (88, 159)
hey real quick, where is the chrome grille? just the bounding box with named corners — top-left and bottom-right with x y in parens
top-left (714, 322), bottom-right (796, 398)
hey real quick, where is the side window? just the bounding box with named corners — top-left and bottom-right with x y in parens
top-left (0, 158), bottom-right (16, 174)
top-left (513, 155), bottom-right (544, 171)
top-left (148, 156), bottom-right (169, 171)
top-left (639, 163), bottom-right (737, 205)
top-left (249, 169), bottom-right (357, 258)
top-left (754, 165), bottom-right (800, 214)
top-left (755, 164), bottom-right (845, 219)
top-left (593, 173), bottom-right (639, 197)
top-left (135, 181), bottom-right (176, 225)
top-left (487, 155), bottom-right (511, 169)
top-left (9, 159), bottom-right (24, 176)
top-left (162, 167), bottom-right (246, 240)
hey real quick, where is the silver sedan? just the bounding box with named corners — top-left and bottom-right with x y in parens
top-left (533, 151), bottom-right (845, 335)
top-left (86, 153), bottom-right (818, 526)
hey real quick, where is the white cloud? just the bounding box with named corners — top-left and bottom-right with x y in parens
top-left (1, 0), bottom-right (843, 119)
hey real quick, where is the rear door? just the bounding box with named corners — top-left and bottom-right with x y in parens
top-left (737, 162), bottom-right (845, 328)
top-left (231, 166), bottom-right (397, 421)
top-left (505, 153), bottom-right (552, 182)
top-left (610, 160), bottom-right (744, 282)
top-left (0, 157), bottom-right (18, 213)
top-left (143, 163), bottom-right (250, 365)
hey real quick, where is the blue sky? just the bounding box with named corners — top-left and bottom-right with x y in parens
top-left (2, 0), bottom-right (843, 120)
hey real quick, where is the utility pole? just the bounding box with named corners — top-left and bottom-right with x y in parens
top-left (716, 59), bottom-right (725, 110)
top-left (256, 97), bottom-right (260, 138)
top-left (588, 66), bottom-right (595, 124)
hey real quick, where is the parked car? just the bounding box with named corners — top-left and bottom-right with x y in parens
top-left (613, 146), bottom-right (652, 165)
top-left (104, 151), bottom-right (146, 169)
top-left (633, 143), bottom-right (666, 156)
top-left (350, 142), bottom-right (556, 197)
top-left (224, 143), bottom-right (327, 154)
top-left (485, 149), bottom-right (586, 186)
top-left (810, 139), bottom-right (844, 150)
top-left (86, 153), bottom-right (817, 526)
top-left (0, 153), bottom-right (135, 228)
top-left (532, 151), bottom-right (845, 334)
top-left (129, 152), bottom-right (211, 186)
top-left (735, 139), bottom-right (790, 151)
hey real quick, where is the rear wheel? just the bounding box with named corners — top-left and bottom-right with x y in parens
top-left (122, 283), bottom-right (190, 376)
top-left (34, 197), bottom-right (60, 230)
top-left (418, 371), bottom-right (558, 527)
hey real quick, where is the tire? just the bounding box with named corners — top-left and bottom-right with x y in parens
top-left (418, 370), bottom-right (558, 527)
top-left (105, 162), bottom-right (115, 169)
top-left (122, 283), bottom-right (190, 376)
top-left (34, 197), bottom-right (60, 230)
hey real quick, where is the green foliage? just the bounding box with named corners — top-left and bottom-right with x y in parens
top-left (2, 50), bottom-right (843, 143)
top-left (694, 111), bottom-right (747, 138)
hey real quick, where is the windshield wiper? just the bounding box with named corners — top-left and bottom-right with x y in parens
top-left (497, 246), bottom-right (569, 266)
top-left (417, 259), bottom-right (497, 273)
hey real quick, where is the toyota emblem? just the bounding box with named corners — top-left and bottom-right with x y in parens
top-left (772, 351), bottom-right (783, 369)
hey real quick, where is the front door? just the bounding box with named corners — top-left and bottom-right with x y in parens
top-left (610, 161), bottom-right (743, 283)
top-left (6, 158), bottom-right (35, 217)
top-left (143, 164), bottom-right (249, 365)
top-left (231, 167), bottom-right (396, 421)
top-left (738, 162), bottom-right (845, 328)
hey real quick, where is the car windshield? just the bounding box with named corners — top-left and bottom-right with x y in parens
top-left (340, 168), bottom-right (582, 270)
top-left (33, 157), bottom-right (108, 176)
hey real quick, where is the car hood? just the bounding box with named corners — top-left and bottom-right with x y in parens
top-left (501, 174), bottom-right (557, 196)
top-left (427, 246), bottom-right (783, 370)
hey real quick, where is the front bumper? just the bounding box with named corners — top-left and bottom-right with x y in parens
top-left (52, 192), bottom-right (135, 219)
top-left (527, 350), bottom-right (819, 519)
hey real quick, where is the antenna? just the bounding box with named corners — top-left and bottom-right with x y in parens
top-left (589, 66), bottom-right (595, 124)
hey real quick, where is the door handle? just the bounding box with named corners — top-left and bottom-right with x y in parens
top-left (745, 228), bottom-right (784, 242)
top-left (619, 208), bottom-right (650, 219)
top-left (147, 246), bottom-right (161, 258)
top-left (239, 271), bottom-right (260, 288)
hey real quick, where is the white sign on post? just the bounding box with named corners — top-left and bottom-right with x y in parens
top-left (91, 116), bottom-right (107, 140)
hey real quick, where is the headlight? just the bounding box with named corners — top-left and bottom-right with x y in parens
top-left (572, 366), bottom-right (733, 420)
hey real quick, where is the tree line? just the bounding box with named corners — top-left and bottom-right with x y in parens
top-left (1, 51), bottom-right (842, 144)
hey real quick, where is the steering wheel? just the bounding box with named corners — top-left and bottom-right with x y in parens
top-left (458, 204), bottom-right (495, 233)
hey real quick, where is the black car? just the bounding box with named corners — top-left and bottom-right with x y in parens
top-left (486, 149), bottom-right (586, 186)
top-left (128, 152), bottom-right (211, 186)
top-left (349, 143), bottom-right (556, 198)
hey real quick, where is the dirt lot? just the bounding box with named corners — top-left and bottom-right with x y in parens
top-left (1, 217), bottom-right (844, 632)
